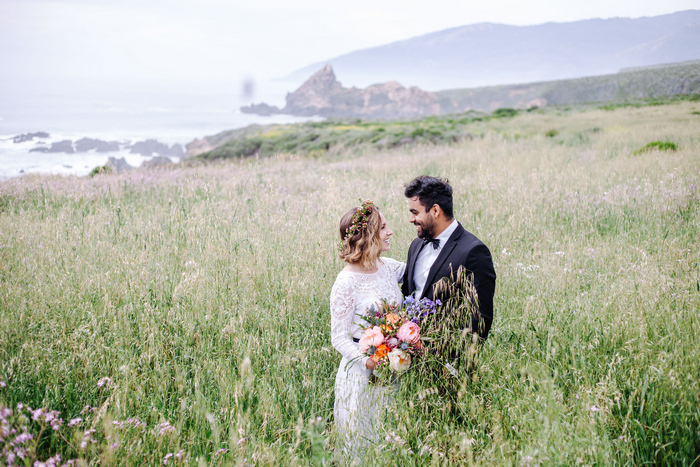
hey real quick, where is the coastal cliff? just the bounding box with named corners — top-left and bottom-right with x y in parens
top-left (241, 64), bottom-right (440, 119)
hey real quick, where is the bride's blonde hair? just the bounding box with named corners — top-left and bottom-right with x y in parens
top-left (338, 204), bottom-right (383, 269)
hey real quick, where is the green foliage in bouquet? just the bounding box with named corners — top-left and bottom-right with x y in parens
top-left (395, 266), bottom-right (483, 401)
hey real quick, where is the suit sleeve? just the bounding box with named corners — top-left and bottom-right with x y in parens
top-left (464, 243), bottom-right (497, 339)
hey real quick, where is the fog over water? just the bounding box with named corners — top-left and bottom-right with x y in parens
top-left (0, 79), bottom-right (313, 178)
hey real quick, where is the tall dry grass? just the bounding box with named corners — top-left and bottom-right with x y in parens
top-left (1, 101), bottom-right (699, 465)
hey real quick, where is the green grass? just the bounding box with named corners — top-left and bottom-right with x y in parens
top-left (634, 140), bottom-right (679, 155)
top-left (1, 101), bottom-right (699, 465)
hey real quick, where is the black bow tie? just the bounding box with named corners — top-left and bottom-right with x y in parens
top-left (422, 238), bottom-right (440, 250)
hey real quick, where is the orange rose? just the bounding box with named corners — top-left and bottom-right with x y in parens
top-left (371, 344), bottom-right (389, 362)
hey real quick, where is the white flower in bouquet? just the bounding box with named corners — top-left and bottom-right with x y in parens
top-left (387, 349), bottom-right (411, 374)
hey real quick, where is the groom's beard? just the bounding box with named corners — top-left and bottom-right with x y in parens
top-left (416, 217), bottom-right (436, 239)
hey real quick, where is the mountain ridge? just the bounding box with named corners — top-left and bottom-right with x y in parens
top-left (283, 10), bottom-right (700, 90)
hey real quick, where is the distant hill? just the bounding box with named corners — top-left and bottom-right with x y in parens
top-left (436, 60), bottom-right (700, 112)
top-left (285, 10), bottom-right (700, 90)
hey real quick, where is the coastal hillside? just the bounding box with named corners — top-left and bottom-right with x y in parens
top-left (436, 60), bottom-right (700, 112)
top-left (187, 94), bottom-right (700, 160)
top-left (285, 10), bottom-right (700, 90)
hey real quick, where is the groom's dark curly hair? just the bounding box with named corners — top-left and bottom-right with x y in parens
top-left (404, 175), bottom-right (454, 219)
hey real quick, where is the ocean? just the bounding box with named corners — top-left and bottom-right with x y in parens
top-left (0, 80), bottom-right (315, 179)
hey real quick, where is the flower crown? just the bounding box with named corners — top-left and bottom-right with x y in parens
top-left (338, 199), bottom-right (376, 251)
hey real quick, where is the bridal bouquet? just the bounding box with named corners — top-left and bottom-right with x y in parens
top-left (358, 296), bottom-right (441, 380)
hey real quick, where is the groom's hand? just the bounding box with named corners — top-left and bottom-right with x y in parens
top-left (365, 359), bottom-right (377, 370)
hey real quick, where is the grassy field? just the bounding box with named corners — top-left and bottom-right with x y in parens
top-left (1, 101), bottom-right (699, 465)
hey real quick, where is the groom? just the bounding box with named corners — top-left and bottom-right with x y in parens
top-left (401, 175), bottom-right (496, 340)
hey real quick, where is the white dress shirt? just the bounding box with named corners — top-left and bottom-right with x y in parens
top-left (413, 219), bottom-right (459, 297)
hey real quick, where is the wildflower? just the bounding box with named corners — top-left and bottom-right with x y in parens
top-left (0, 381), bottom-right (6, 387)
top-left (79, 429), bottom-right (96, 450)
top-left (68, 418), bottom-right (83, 427)
top-left (214, 448), bottom-right (227, 456)
top-left (237, 437), bottom-right (248, 446)
top-left (157, 421), bottom-right (176, 435)
top-left (97, 377), bottom-right (112, 388)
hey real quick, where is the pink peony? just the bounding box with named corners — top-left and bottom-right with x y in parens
top-left (358, 326), bottom-right (385, 353)
top-left (386, 337), bottom-right (399, 349)
top-left (396, 321), bottom-right (420, 344)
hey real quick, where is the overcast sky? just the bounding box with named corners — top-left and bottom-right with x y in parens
top-left (1, 0), bottom-right (699, 93)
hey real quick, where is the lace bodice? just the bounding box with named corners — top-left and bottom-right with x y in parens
top-left (330, 257), bottom-right (406, 367)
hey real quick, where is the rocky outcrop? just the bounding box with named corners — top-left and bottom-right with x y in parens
top-left (75, 138), bottom-right (120, 152)
top-left (242, 64), bottom-right (440, 119)
top-left (240, 103), bottom-right (281, 116)
top-left (141, 156), bottom-right (173, 168)
top-left (47, 140), bottom-right (75, 153)
top-left (105, 157), bottom-right (133, 174)
top-left (13, 132), bottom-right (50, 143)
top-left (129, 139), bottom-right (183, 158)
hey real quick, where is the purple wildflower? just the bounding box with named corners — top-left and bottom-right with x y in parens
top-left (97, 377), bottom-right (112, 388)
top-left (157, 421), bottom-right (176, 435)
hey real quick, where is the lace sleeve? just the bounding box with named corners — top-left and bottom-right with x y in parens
top-left (382, 257), bottom-right (406, 283)
top-left (330, 274), bottom-right (369, 366)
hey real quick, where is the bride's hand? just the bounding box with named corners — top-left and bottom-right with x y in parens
top-left (365, 358), bottom-right (377, 370)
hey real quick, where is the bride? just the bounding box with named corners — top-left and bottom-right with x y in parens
top-left (330, 199), bottom-right (405, 462)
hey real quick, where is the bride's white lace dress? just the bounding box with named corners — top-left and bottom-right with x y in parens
top-left (329, 257), bottom-right (406, 462)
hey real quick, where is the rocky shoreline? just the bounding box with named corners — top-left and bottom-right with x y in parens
top-left (5, 132), bottom-right (185, 177)
top-left (13, 132), bottom-right (185, 158)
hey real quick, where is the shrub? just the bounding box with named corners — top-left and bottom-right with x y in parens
top-left (89, 165), bottom-right (112, 177)
top-left (545, 129), bottom-right (559, 138)
top-left (492, 108), bottom-right (518, 118)
top-left (634, 141), bottom-right (679, 154)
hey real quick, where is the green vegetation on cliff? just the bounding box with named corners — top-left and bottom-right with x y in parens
top-left (196, 113), bottom-right (485, 160)
top-left (196, 92), bottom-right (699, 161)
top-left (436, 60), bottom-right (700, 113)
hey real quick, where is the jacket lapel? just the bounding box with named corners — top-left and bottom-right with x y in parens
top-left (420, 223), bottom-right (464, 299)
top-left (407, 239), bottom-right (423, 294)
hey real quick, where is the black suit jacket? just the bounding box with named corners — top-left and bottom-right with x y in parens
top-left (401, 222), bottom-right (496, 339)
